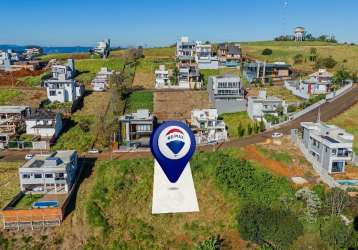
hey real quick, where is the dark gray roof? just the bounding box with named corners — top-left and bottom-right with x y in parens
top-left (28, 109), bottom-right (57, 120)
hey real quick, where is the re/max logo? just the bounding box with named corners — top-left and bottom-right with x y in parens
top-left (167, 134), bottom-right (184, 140)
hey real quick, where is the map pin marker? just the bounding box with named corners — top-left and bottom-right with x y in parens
top-left (150, 120), bottom-right (196, 183)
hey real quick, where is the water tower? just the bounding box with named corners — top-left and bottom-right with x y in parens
top-left (294, 27), bottom-right (305, 41)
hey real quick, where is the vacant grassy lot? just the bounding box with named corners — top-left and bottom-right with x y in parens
top-left (247, 85), bottom-right (303, 103)
top-left (127, 90), bottom-right (153, 113)
top-left (0, 161), bottom-right (21, 208)
top-left (241, 40), bottom-right (358, 73)
top-left (154, 90), bottom-right (213, 121)
top-left (0, 89), bottom-right (22, 104)
top-left (329, 102), bottom-right (358, 154)
top-left (39, 53), bottom-right (90, 61)
top-left (220, 112), bottom-right (256, 138)
top-left (143, 47), bottom-right (175, 58)
top-left (75, 58), bottom-right (125, 83)
top-left (132, 57), bottom-right (175, 88)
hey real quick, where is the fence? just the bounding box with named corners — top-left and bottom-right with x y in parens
top-left (7, 140), bottom-right (49, 150)
top-left (326, 82), bottom-right (353, 100)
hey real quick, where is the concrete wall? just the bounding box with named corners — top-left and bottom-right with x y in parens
top-left (215, 99), bottom-right (247, 115)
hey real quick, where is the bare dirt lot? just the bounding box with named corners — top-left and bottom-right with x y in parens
top-left (0, 69), bottom-right (44, 86)
top-left (154, 90), bottom-right (213, 121)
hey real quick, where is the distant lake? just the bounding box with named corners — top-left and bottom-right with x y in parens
top-left (0, 45), bottom-right (92, 54)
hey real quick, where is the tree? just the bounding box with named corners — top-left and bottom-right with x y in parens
top-left (237, 122), bottom-right (245, 137)
top-left (316, 56), bottom-right (337, 69)
top-left (293, 54), bottom-right (304, 64)
top-left (193, 235), bottom-right (224, 250)
top-left (237, 202), bottom-right (303, 249)
top-left (309, 47), bottom-right (317, 62)
top-left (332, 67), bottom-right (351, 87)
top-left (247, 123), bottom-right (253, 135)
top-left (324, 188), bottom-right (350, 215)
top-left (295, 187), bottom-right (322, 221)
top-left (262, 48), bottom-right (273, 55)
top-left (320, 215), bottom-right (351, 249)
top-left (290, 233), bottom-right (330, 250)
top-left (259, 120), bottom-right (265, 132)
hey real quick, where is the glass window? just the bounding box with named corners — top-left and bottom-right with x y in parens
top-left (34, 173), bottom-right (42, 178)
top-left (49, 90), bottom-right (56, 96)
top-left (45, 173), bottom-right (53, 178)
top-left (22, 174), bottom-right (30, 179)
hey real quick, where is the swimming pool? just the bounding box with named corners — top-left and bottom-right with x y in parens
top-left (32, 200), bottom-right (59, 208)
top-left (336, 180), bottom-right (358, 186)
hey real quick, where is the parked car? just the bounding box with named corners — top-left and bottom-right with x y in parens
top-left (25, 154), bottom-right (33, 160)
top-left (88, 148), bottom-right (99, 154)
top-left (272, 132), bottom-right (283, 138)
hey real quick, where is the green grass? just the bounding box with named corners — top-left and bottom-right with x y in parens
top-left (39, 53), bottom-right (90, 61)
top-left (241, 40), bottom-right (358, 73)
top-left (143, 47), bottom-right (175, 58)
top-left (14, 194), bottom-right (44, 209)
top-left (17, 71), bottom-right (51, 87)
top-left (126, 90), bottom-right (153, 113)
top-left (81, 149), bottom-right (297, 249)
top-left (220, 112), bottom-right (256, 138)
top-left (258, 146), bottom-right (293, 165)
top-left (0, 89), bottom-right (21, 104)
top-left (329, 102), bottom-right (358, 154)
top-left (0, 162), bottom-right (21, 208)
top-left (255, 86), bottom-right (303, 103)
top-left (75, 58), bottom-right (125, 83)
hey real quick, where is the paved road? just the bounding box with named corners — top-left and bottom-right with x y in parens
top-left (1, 85), bottom-right (357, 161)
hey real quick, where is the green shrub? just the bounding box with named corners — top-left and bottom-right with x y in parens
top-left (262, 48), bottom-right (273, 55)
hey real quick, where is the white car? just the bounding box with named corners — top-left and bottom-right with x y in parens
top-left (25, 154), bottom-right (33, 160)
top-left (272, 132), bottom-right (283, 138)
top-left (88, 148), bottom-right (99, 154)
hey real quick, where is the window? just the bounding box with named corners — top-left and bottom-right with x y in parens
top-left (331, 161), bottom-right (344, 173)
top-left (45, 173), bottom-right (53, 178)
top-left (34, 173), bottom-right (42, 178)
top-left (22, 174), bottom-right (30, 179)
top-left (49, 90), bottom-right (56, 96)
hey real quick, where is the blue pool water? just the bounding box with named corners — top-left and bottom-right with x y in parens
top-left (336, 180), bottom-right (358, 186)
top-left (32, 200), bottom-right (59, 208)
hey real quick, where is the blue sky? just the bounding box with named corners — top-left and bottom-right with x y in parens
top-left (2, 0), bottom-right (358, 47)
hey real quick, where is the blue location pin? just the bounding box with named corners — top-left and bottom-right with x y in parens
top-left (150, 120), bottom-right (196, 183)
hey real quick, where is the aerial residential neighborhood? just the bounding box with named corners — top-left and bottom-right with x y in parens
top-left (1, 1), bottom-right (358, 249)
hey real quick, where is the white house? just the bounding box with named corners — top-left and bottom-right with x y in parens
top-left (190, 109), bottom-right (228, 144)
top-left (25, 109), bottom-right (62, 139)
top-left (155, 65), bottom-right (171, 88)
top-left (44, 59), bottom-right (84, 103)
top-left (247, 91), bottom-right (287, 121)
top-left (19, 150), bottom-right (78, 193)
top-left (195, 41), bottom-right (219, 69)
top-left (91, 67), bottom-right (113, 91)
top-left (285, 69), bottom-right (333, 99)
top-left (176, 36), bottom-right (196, 62)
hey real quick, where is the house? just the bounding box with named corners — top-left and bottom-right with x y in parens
top-left (25, 109), bottom-right (62, 139)
top-left (44, 59), bottom-right (84, 103)
top-left (91, 39), bottom-right (111, 58)
top-left (176, 36), bottom-right (196, 63)
top-left (91, 67), bottom-right (114, 91)
top-left (243, 61), bottom-right (292, 84)
top-left (119, 109), bottom-right (155, 149)
top-left (195, 41), bottom-right (219, 69)
top-left (190, 109), bottom-right (228, 144)
top-left (0, 106), bottom-right (30, 136)
top-left (284, 69), bottom-right (333, 99)
top-left (23, 47), bottom-right (43, 60)
top-left (247, 91), bottom-right (287, 121)
top-left (154, 65), bottom-right (171, 88)
top-left (217, 43), bottom-right (241, 67)
top-left (19, 150), bottom-right (78, 193)
top-left (178, 64), bottom-right (202, 89)
top-left (0, 50), bottom-right (20, 71)
top-left (208, 74), bottom-right (246, 114)
top-left (300, 122), bottom-right (354, 173)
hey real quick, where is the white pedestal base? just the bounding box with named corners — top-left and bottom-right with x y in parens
top-left (152, 160), bottom-right (199, 214)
